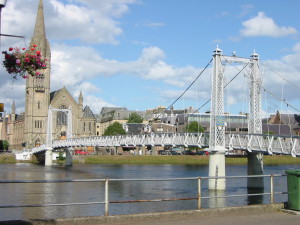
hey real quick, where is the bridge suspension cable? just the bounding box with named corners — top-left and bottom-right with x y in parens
top-left (193, 62), bottom-right (250, 113)
top-left (261, 61), bottom-right (300, 92)
top-left (260, 84), bottom-right (300, 113)
top-left (154, 57), bottom-right (213, 119)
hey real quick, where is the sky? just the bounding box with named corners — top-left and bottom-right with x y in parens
top-left (0, 0), bottom-right (300, 117)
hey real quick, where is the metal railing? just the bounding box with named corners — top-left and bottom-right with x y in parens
top-left (0, 174), bottom-right (287, 216)
top-left (31, 132), bottom-right (300, 157)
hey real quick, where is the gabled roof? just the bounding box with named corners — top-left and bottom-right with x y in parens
top-left (125, 123), bottom-right (144, 135)
top-left (279, 114), bottom-right (300, 129)
top-left (83, 106), bottom-right (95, 119)
top-left (100, 107), bottom-right (127, 114)
top-left (50, 86), bottom-right (78, 107)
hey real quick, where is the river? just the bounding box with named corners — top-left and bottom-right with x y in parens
top-left (0, 163), bottom-right (299, 221)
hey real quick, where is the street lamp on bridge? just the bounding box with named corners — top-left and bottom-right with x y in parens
top-left (0, 0), bottom-right (7, 40)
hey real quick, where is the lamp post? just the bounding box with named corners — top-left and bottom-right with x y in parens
top-left (0, 0), bottom-right (7, 39)
top-left (0, 1), bottom-right (7, 25)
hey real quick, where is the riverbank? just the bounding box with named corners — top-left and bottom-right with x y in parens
top-left (76, 155), bottom-right (300, 165)
top-left (1, 153), bottom-right (300, 165)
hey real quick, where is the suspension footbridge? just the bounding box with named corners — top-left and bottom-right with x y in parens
top-left (29, 47), bottom-right (300, 190)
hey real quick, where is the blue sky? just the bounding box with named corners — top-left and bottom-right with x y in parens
top-left (1, 0), bottom-right (300, 117)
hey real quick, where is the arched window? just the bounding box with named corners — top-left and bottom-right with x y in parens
top-left (35, 139), bottom-right (41, 147)
top-left (57, 105), bottom-right (68, 125)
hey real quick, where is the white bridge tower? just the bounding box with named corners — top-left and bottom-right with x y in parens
top-left (45, 106), bottom-right (73, 166)
top-left (208, 46), bottom-right (262, 190)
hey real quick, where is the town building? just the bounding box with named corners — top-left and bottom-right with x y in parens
top-left (1, 0), bottom-right (96, 150)
top-left (97, 107), bottom-right (147, 136)
top-left (263, 111), bottom-right (300, 136)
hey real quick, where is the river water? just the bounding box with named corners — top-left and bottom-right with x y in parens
top-left (0, 163), bottom-right (299, 221)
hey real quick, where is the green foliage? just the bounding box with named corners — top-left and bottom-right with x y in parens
top-left (57, 151), bottom-right (65, 161)
top-left (127, 112), bottom-right (143, 123)
top-left (185, 121), bottom-right (205, 132)
top-left (0, 140), bottom-right (9, 150)
top-left (103, 122), bottom-right (126, 136)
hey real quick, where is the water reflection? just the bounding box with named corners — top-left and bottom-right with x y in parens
top-left (0, 163), bottom-right (298, 221)
top-left (247, 188), bottom-right (264, 205)
top-left (208, 190), bottom-right (226, 208)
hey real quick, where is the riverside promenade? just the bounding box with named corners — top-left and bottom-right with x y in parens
top-left (1, 204), bottom-right (299, 225)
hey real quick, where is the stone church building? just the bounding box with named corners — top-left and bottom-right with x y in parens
top-left (2, 0), bottom-right (96, 150)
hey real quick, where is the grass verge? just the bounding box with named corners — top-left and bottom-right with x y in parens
top-left (1, 154), bottom-right (299, 165)
top-left (80, 155), bottom-right (300, 165)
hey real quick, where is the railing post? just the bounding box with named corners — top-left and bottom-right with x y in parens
top-left (105, 179), bottom-right (109, 216)
top-left (270, 175), bottom-right (274, 204)
top-left (198, 177), bottom-right (202, 209)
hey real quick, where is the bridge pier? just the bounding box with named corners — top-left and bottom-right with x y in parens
top-left (208, 151), bottom-right (226, 190)
top-left (247, 152), bottom-right (264, 188)
top-left (65, 149), bottom-right (73, 166)
top-left (45, 149), bottom-right (53, 166)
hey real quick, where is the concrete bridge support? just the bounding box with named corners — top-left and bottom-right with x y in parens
top-left (65, 149), bottom-right (73, 166)
top-left (208, 151), bottom-right (226, 190)
top-left (45, 149), bottom-right (53, 166)
top-left (247, 152), bottom-right (264, 188)
top-left (151, 146), bottom-right (157, 155)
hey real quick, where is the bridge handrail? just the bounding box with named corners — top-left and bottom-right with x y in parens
top-left (30, 132), bottom-right (300, 157)
top-left (0, 174), bottom-right (287, 216)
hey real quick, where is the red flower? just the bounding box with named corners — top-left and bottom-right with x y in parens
top-left (2, 44), bottom-right (47, 79)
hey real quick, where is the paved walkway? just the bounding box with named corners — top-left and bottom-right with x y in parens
top-left (105, 210), bottom-right (299, 225)
top-left (1, 204), bottom-right (299, 225)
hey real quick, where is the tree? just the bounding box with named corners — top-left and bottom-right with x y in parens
top-left (0, 140), bottom-right (9, 150)
top-left (103, 122), bottom-right (126, 136)
top-left (127, 112), bottom-right (143, 123)
top-left (185, 121), bottom-right (205, 133)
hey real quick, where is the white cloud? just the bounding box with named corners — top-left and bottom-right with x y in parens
top-left (238, 5), bottom-right (254, 17)
top-left (2, 0), bottom-right (138, 45)
top-left (240, 12), bottom-right (297, 37)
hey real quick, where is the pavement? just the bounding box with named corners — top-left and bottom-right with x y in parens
top-left (1, 204), bottom-right (300, 225)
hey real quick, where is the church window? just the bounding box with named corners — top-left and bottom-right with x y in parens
top-left (35, 139), bottom-right (41, 147)
top-left (34, 120), bottom-right (42, 129)
top-left (57, 105), bottom-right (68, 125)
top-left (83, 122), bottom-right (86, 132)
top-left (34, 74), bottom-right (45, 93)
top-left (37, 101), bottom-right (41, 109)
top-left (89, 122), bottom-right (91, 131)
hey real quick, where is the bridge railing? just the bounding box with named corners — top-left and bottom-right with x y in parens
top-left (0, 174), bottom-right (287, 217)
top-left (31, 132), bottom-right (300, 157)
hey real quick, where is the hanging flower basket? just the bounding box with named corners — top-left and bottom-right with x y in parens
top-left (2, 44), bottom-right (47, 79)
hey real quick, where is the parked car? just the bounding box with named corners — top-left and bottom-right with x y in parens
top-left (75, 150), bottom-right (89, 155)
top-left (182, 150), bottom-right (196, 155)
top-left (197, 151), bottom-right (210, 155)
top-left (170, 151), bottom-right (180, 155)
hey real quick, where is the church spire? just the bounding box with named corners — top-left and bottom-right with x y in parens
top-left (31, 0), bottom-right (50, 56)
top-left (33, 0), bottom-right (46, 40)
